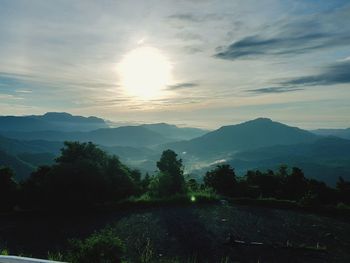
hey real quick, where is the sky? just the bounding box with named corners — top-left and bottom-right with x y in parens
top-left (0, 0), bottom-right (350, 129)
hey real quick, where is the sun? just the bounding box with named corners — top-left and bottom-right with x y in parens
top-left (118, 47), bottom-right (172, 99)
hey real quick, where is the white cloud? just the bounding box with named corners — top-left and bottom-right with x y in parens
top-left (0, 0), bottom-right (349, 128)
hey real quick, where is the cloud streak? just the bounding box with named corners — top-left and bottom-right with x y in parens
top-left (167, 82), bottom-right (199, 90)
top-left (281, 60), bottom-right (350, 86)
top-left (216, 32), bottom-right (350, 60)
top-left (250, 60), bottom-right (350, 94)
top-left (215, 7), bottom-right (350, 60)
top-left (248, 86), bottom-right (304, 94)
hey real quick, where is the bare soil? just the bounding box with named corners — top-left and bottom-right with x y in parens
top-left (1, 204), bottom-right (350, 262)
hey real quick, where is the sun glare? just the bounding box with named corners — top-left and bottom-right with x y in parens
top-left (118, 47), bottom-right (172, 99)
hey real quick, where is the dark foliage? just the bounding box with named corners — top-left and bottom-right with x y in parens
top-left (201, 163), bottom-right (344, 207)
top-left (1, 143), bottom-right (349, 212)
top-left (150, 149), bottom-right (186, 197)
top-left (67, 229), bottom-right (125, 263)
top-left (0, 166), bottom-right (17, 211)
top-left (20, 142), bottom-right (139, 210)
top-left (204, 164), bottom-right (237, 196)
top-left (337, 176), bottom-right (350, 204)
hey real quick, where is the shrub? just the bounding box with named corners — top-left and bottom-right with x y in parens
top-left (299, 191), bottom-right (320, 207)
top-left (67, 228), bottom-right (125, 263)
top-left (336, 202), bottom-right (350, 210)
top-left (154, 150), bottom-right (186, 196)
top-left (204, 165), bottom-right (236, 196)
top-left (0, 166), bottom-right (18, 212)
top-left (0, 248), bottom-right (9, 255)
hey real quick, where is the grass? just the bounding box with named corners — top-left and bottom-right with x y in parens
top-left (47, 251), bottom-right (65, 261)
top-left (337, 202), bottom-right (350, 210)
top-left (116, 189), bottom-right (219, 210)
top-left (0, 248), bottom-right (9, 256)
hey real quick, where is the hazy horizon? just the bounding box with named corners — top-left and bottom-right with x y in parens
top-left (1, 111), bottom-right (349, 130)
top-left (1, 0), bottom-right (350, 129)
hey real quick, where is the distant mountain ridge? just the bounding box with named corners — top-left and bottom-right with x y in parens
top-left (1, 114), bottom-right (350, 184)
top-left (141, 123), bottom-right (208, 140)
top-left (225, 137), bottom-right (350, 186)
top-left (0, 112), bottom-right (208, 145)
top-left (164, 118), bottom-right (318, 157)
top-left (0, 112), bottom-right (108, 132)
top-left (311, 128), bottom-right (350, 140)
top-left (0, 150), bottom-right (34, 180)
top-left (1, 126), bottom-right (170, 147)
top-left (0, 135), bottom-right (62, 155)
top-left (0, 135), bottom-right (61, 179)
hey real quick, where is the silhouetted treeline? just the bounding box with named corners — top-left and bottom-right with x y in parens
top-left (0, 142), bottom-right (349, 212)
top-left (0, 142), bottom-right (185, 211)
top-left (203, 164), bottom-right (349, 207)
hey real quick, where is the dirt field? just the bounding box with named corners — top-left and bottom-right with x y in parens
top-left (1, 204), bottom-right (350, 262)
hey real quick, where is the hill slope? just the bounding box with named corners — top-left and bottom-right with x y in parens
top-left (311, 128), bottom-right (350, 140)
top-left (0, 135), bottom-right (62, 155)
top-left (141, 123), bottom-right (208, 140)
top-left (0, 150), bottom-right (35, 179)
top-left (0, 135), bottom-right (61, 179)
top-left (1, 126), bottom-right (171, 147)
top-left (222, 137), bottom-right (350, 185)
top-left (165, 118), bottom-right (318, 157)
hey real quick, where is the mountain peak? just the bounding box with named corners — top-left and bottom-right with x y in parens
top-left (44, 112), bottom-right (72, 116)
top-left (40, 112), bottom-right (105, 124)
top-left (250, 117), bottom-right (273, 123)
top-left (167, 117), bottom-right (318, 156)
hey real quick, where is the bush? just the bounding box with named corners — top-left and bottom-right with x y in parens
top-left (0, 247), bottom-right (9, 256)
top-left (20, 142), bottom-right (139, 210)
top-left (67, 229), bottom-right (125, 263)
top-left (0, 166), bottom-right (18, 212)
top-left (336, 202), bottom-right (350, 210)
top-left (153, 150), bottom-right (186, 196)
top-left (204, 165), bottom-right (236, 196)
top-left (299, 191), bottom-right (320, 208)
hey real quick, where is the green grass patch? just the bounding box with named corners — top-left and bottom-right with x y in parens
top-left (119, 190), bottom-right (219, 209)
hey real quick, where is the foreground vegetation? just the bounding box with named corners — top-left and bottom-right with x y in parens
top-left (1, 141), bottom-right (350, 262)
top-left (2, 204), bottom-right (350, 263)
top-left (1, 141), bottom-right (349, 213)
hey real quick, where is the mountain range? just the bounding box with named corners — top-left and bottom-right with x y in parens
top-left (0, 112), bottom-right (349, 185)
top-left (219, 137), bottom-right (350, 186)
top-left (311, 128), bottom-right (350, 140)
top-left (163, 118), bottom-right (318, 157)
top-left (0, 112), bottom-right (108, 132)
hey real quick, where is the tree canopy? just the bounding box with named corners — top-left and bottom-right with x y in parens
top-left (0, 166), bottom-right (17, 211)
top-left (151, 149), bottom-right (186, 197)
top-left (204, 164), bottom-right (236, 196)
top-left (21, 141), bottom-right (139, 209)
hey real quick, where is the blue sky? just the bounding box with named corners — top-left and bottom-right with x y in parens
top-left (0, 0), bottom-right (349, 129)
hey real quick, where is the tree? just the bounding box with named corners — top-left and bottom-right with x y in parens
top-left (20, 165), bottom-right (52, 209)
top-left (204, 164), bottom-right (236, 196)
top-left (21, 142), bottom-right (138, 210)
top-left (151, 149), bottom-right (186, 196)
top-left (337, 176), bottom-right (350, 203)
top-left (282, 167), bottom-right (307, 200)
top-left (187, 178), bottom-right (199, 192)
top-left (141, 173), bottom-right (151, 193)
top-left (245, 169), bottom-right (281, 198)
top-left (0, 166), bottom-right (17, 211)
